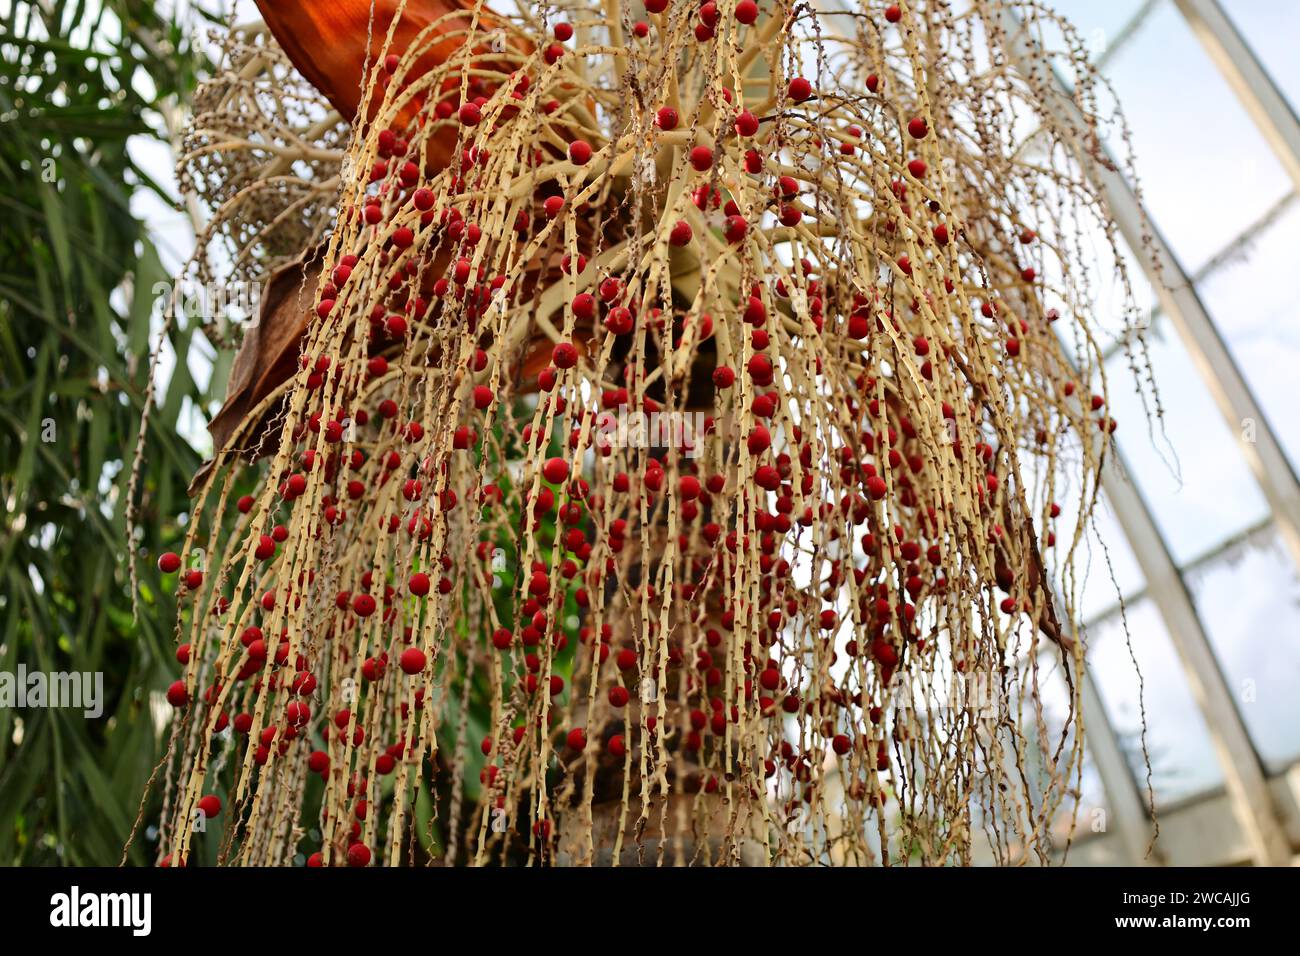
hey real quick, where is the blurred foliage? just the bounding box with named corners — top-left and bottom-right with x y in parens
top-left (0, 0), bottom-right (215, 864)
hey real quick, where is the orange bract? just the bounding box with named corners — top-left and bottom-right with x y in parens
top-left (254, 0), bottom-right (516, 171)
top-left (254, 0), bottom-right (495, 122)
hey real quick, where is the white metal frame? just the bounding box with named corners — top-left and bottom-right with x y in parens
top-left (1173, 0), bottom-right (1300, 195)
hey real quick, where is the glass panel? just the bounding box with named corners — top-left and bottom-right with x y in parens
top-left (1033, 0), bottom-right (1147, 77)
top-left (1099, 0), bottom-right (1293, 272)
top-left (1102, 325), bottom-right (1270, 564)
top-left (1185, 523), bottom-right (1300, 772)
top-left (1051, 486), bottom-right (1146, 623)
top-left (1221, 0), bottom-right (1300, 117)
top-left (1195, 198), bottom-right (1300, 475)
top-left (1042, 211), bottom-right (1156, 366)
top-left (1085, 597), bottom-right (1225, 804)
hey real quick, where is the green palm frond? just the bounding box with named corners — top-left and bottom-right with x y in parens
top-left (0, 0), bottom-right (211, 866)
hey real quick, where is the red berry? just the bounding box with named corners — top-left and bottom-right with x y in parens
top-left (832, 734), bottom-right (851, 755)
top-left (409, 572), bottom-right (430, 596)
top-left (571, 292), bottom-right (595, 320)
top-left (166, 680), bottom-right (188, 708)
top-left (885, 4), bottom-right (901, 23)
top-left (866, 475), bottom-right (887, 499)
top-left (566, 727), bottom-right (587, 751)
top-left (543, 195), bottom-right (564, 219)
top-left (543, 457), bottom-right (570, 483)
top-left (198, 795), bottom-right (222, 818)
top-left (598, 278), bottom-right (624, 304)
top-left (554, 22), bottom-right (574, 41)
top-left (157, 551), bottom-right (181, 574)
top-left (788, 77), bottom-right (813, 102)
top-left (689, 145), bottom-right (713, 171)
top-left (669, 220), bottom-right (693, 246)
top-left (568, 140), bottom-right (593, 165)
top-left (608, 734), bottom-right (627, 758)
top-left (608, 686), bottom-right (630, 708)
top-left (735, 109), bottom-right (759, 137)
top-left (735, 0), bottom-right (758, 24)
top-left (605, 306), bottom-right (634, 335)
top-left (286, 700), bottom-right (310, 726)
top-left (553, 341), bottom-right (579, 369)
top-left (656, 106), bottom-right (678, 130)
top-left (400, 648), bottom-right (427, 675)
top-left (346, 843), bottom-right (371, 867)
top-left (458, 102), bottom-right (481, 126)
top-left (907, 116), bottom-right (928, 139)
